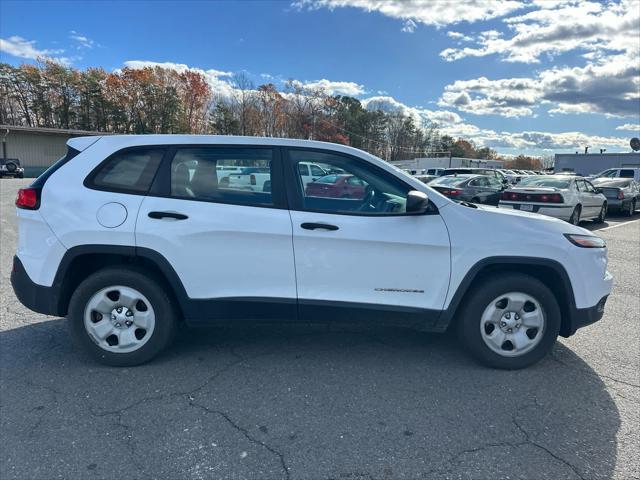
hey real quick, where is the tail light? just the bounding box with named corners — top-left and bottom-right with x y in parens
top-left (617, 191), bottom-right (624, 200)
top-left (501, 191), bottom-right (563, 203)
top-left (442, 189), bottom-right (461, 196)
top-left (16, 188), bottom-right (40, 210)
top-left (250, 174), bottom-right (256, 186)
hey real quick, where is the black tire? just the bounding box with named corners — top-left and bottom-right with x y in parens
top-left (626, 200), bottom-right (635, 217)
top-left (68, 266), bottom-right (178, 366)
top-left (595, 203), bottom-right (607, 223)
top-left (569, 205), bottom-right (581, 225)
top-left (457, 273), bottom-right (561, 369)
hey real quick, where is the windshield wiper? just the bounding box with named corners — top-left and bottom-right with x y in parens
top-left (455, 200), bottom-right (478, 208)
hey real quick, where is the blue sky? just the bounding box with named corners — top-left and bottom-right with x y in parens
top-left (1, 0), bottom-right (639, 156)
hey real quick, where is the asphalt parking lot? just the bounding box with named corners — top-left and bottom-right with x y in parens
top-left (1, 178), bottom-right (638, 480)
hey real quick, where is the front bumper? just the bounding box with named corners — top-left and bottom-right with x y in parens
top-left (562, 295), bottom-right (608, 337)
top-left (11, 256), bottom-right (62, 316)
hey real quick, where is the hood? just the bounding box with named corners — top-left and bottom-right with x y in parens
top-left (472, 203), bottom-right (591, 235)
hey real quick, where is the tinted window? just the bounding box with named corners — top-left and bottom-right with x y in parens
top-left (290, 150), bottom-right (411, 214)
top-left (620, 169), bottom-right (635, 178)
top-left (89, 148), bottom-right (164, 193)
top-left (171, 148), bottom-right (273, 206)
top-left (310, 165), bottom-right (325, 176)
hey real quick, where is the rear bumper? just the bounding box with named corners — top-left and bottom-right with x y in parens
top-left (10, 256), bottom-right (62, 316)
top-left (498, 202), bottom-right (574, 220)
top-left (562, 295), bottom-right (608, 337)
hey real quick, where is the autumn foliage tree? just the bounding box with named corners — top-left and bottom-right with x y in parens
top-left (1, 60), bottom-right (447, 161)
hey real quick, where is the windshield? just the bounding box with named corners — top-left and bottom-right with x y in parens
top-left (517, 177), bottom-right (570, 188)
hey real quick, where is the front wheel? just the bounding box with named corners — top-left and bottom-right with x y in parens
top-left (68, 267), bottom-right (178, 366)
top-left (457, 274), bottom-right (561, 369)
top-left (595, 203), bottom-right (607, 223)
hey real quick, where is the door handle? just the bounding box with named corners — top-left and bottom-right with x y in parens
top-left (301, 222), bottom-right (339, 231)
top-left (148, 211), bottom-right (189, 220)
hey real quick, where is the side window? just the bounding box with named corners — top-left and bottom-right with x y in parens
top-left (298, 163), bottom-right (309, 176)
top-left (487, 177), bottom-right (502, 188)
top-left (620, 169), bottom-right (634, 178)
top-left (289, 149), bottom-right (411, 215)
top-left (575, 180), bottom-right (586, 192)
top-left (310, 164), bottom-right (325, 177)
top-left (170, 148), bottom-right (273, 206)
top-left (89, 148), bottom-right (164, 193)
top-left (585, 181), bottom-right (596, 193)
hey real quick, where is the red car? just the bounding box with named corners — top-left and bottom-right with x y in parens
top-left (305, 174), bottom-right (367, 199)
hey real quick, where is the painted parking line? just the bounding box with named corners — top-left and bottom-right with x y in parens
top-left (598, 218), bottom-right (640, 231)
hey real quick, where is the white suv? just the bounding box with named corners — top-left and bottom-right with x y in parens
top-left (12, 135), bottom-right (613, 369)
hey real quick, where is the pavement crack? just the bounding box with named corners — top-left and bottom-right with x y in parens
top-left (189, 400), bottom-right (290, 480)
top-left (512, 414), bottom-right (586, 480)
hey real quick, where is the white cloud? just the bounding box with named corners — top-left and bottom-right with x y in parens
top-left (401, 19), bottom-right (417, 33)
top-left (447, 31), bottom-right (473, 42)
top-left (439, 121), bottom-right (631, 151)
top-left (70, 31), bottom-right (95, 49)
top-left (440, 0), bottom-right (640, 63)
top-left (292, 78), bottom-right (366, 96)
top-left (439, 50), bottom-right (640, 118)
top-left (616, 123), bottom-right (640, 132)
top-left (0, 35), bottom-right (70, 65)
top-left (361, 95), bottom-right (462, 125)
top-left (293, 0), bottom-right (525, 27)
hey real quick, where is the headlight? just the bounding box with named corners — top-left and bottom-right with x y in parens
top-left (564, 234), bottom-right (606, 248)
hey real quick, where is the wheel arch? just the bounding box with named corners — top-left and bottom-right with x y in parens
top-left (439, 256), bottom-right (577, 337)
top-left (55, 245), bottom-right (189, 318)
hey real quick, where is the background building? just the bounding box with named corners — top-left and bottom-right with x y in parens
top-left (554, 152), bottom-right (640, 176)
top-left (393, 156), bottom-right (503, 173)
top-left (1, 125), bottom-right (105, 177)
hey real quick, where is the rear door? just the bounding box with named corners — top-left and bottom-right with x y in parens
top-left (135, 146), bottom-right (297, 322)
top-left (284, 148), bottom-right (451, 321)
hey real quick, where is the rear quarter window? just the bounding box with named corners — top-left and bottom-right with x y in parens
top-left (86, 148), bottom-right (165, 194)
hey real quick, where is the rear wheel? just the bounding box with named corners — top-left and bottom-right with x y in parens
top-left (626, 200), bottom-right (635, 217)
top-left (68, 267), bottom-right (178, 366)
top-left (569, 205), bottom-right (581, 225)
top-left (457, 274), bottom-right (560, 369)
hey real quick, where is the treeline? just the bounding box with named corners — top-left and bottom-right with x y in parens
top-left (0, 61), bottom-right (499, 162)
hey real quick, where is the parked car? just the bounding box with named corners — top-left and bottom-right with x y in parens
top-left (439, 167), bottom-right (508, 185)
top-left (499, 175), bottom-right (607, 225)
top-left (414, 174), bottom-right (438, 184)
top-left (12, 135), bottom-right (612, 370)
top-left (591, 178), bottom-right (639, 216)
top-left (305, 174), bottom-right (367, 199)
top-left (298, 161), bottom-right (329, 186)
top-left (499, 169), bottom-right (520, 184)
top-left (425, 168), bottom-right (446, 176)
top-left (0, 158), bottom-right (25, 178)
top-left (429, 174), bottom-right (504, 205)
top-left (589, 167), bottom-right (640, 182)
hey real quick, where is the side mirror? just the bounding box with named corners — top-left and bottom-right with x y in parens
top-left (406, 190), bottom-right (430, 213)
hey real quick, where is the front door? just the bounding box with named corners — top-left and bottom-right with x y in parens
top-left (284, 148), bottom-right (451, 323)
top-left (135, 146), bottom-right (297, 322)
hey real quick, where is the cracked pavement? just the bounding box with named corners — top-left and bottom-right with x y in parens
top-left (1, 179), bottom-right (638, 479)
